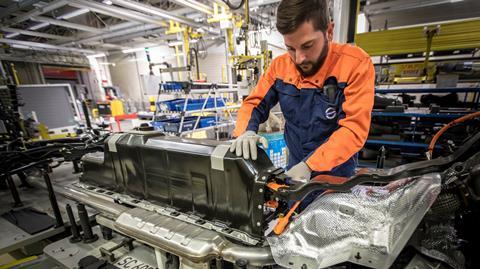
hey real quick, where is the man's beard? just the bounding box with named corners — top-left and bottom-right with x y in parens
top-left (296, 38), bottom-right (329, 77)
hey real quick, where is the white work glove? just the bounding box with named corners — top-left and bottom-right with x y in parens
top-left (230, 131), bottom-right (268, 160)
top-left (285, 162), bottom-right (312, 184)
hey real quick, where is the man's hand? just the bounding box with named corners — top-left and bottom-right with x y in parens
top-left (285, 162), bottom-right (312, 183)
top-left (229, 131), bottom-right (268, 160)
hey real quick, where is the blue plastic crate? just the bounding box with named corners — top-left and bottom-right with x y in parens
top-left (157, 98), bottom-right (227, 112)
top-left (178, 101), bottom-right (203, 111)
top-left (199, 116), bottom-right (216, 128)
top-left (152, 121), bottom-right (165, 131)
top-left (151, 118), bottom-right (176, 131)
top-left (161, 81), bottom-right (188, 91)
top-left (163, 116), bottom-right (198, 133)
top-left (259, 132), bottom-right (288, 168)
top-left (152, 116), bottom-right (197, 132)
top-left (207, 97), bottom-right (226, 108)
top-left (156, 98), bottom-right (185, 111)
top-left (174, 98), bottom-right (226, 111)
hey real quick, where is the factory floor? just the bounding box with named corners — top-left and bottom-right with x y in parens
top-left (0, 163), bottom-right (95, 268)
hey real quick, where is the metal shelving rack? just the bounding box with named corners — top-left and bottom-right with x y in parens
top-left (371, 112), bottom-right (470, 119)
top-left (375, 87), bottom-right (480, 108)
top-left (375, 87), bottom-right (480, 94)
top-left (153, 82), bottom-right (240, 139)
top-left (368, 86), bottom-right (480, 151)
top-left (365, 140), bottom-right (442, 149)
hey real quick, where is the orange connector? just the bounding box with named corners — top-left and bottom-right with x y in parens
top-left (265, 200), bottom-right (279, 209)
top-left (266, 182), bottom-right (287, 191)
top-left (273, 201), bottom-right (300, 235)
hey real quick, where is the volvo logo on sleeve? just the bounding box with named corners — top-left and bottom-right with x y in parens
top-left (325, 107), bottom-right (337, 119)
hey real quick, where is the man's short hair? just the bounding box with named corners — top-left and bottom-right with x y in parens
top-left (276, 0), bottom-right (330, 35)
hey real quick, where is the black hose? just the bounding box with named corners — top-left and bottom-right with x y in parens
top-left (191, 48), bottom-right (200, 80)
top-left (1, 132), bottom-right (108, 174)
top-left (1, 142), bottom-right (99, 173)
top-left (26, 137), bottom-right (86, 146)
top-left (222, 0), bottom-right (245, 10)
top-left (1, 144), bottom-right (66, 156)
top-left (0, 159), bottom-right (52, 178)
top-left (82, 100), bottom-right (92, 130)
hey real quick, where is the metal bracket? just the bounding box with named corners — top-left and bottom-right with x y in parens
top-left (274, 131), bottom-right (480, 201)
top-left (99, 238), bottom-right (134, 263)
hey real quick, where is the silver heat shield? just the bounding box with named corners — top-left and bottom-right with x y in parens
top-left (267, 173), bottom-right (442, 269)
top-left (62, 184), bottom-right (276, 266)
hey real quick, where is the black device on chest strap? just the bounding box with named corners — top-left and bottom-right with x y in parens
top-left (323, 76), bottom-right (338, 103)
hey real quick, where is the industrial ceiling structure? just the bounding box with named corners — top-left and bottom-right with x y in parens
top-left (362, 0), bottom-right (480, 30)
top-left (0, 0), bottom-right (280, 65)
top-left (1, 0), bottom-right (479, 65)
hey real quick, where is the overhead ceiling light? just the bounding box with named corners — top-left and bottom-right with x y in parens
top-left (28, 22), bottom-right (50, 30)
top-left (98, 62), bottom-right (116, 66)
top-left (128, 58), bottom-right (148, 63)
top-left (6, 33), bottom-right (20, 38)
top-left (122, 47), bottom-right (147, 53)
top-left (87, 53), bottom-right (107, 58)
top-left (58, 8), bottom-right (90, 20)
top-left (168, 41), bottom-right (183, 47)
top-left (11, 44), bottom-right (31, 50)
top-left (174, 0), bottom-right (213, 15)
top-left (167, 40), bottom-right (197, 47)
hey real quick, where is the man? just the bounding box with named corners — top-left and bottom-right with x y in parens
top-left (230, 0), bottom-right (375, 183)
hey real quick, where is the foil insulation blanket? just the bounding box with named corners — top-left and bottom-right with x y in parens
top-left (267, 173), bottom-right (442, 269)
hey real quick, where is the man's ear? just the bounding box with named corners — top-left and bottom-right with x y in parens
top-left (327, 22), bottom-right (334, 41)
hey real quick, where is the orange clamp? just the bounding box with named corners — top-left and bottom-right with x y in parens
top-left (273, 201), bottom-right (300, 235)
top-left (266, 182), bottom-right (287, 191)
